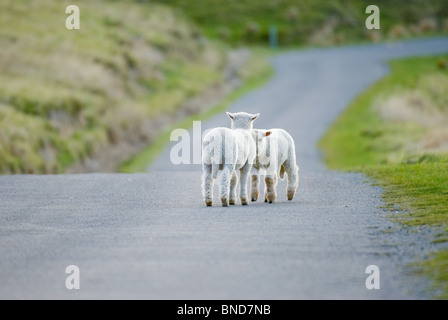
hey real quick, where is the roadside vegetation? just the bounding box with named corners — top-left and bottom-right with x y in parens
top-left (319, 54), bottom-right (448, 298)
top-left (152, 0), bottom-right (448, 46)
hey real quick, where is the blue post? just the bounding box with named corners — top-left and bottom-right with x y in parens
top-left (269, 24), bottom-right (278, 49)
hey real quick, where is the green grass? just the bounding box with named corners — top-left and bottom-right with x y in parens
top-left (363, 161), bottom-right (448, 228)
top-left (416, 249), bottom-right (448, 298)
top-left (120, 48), bottom-right (274, 172)
top-left (319, 54), bottom-right (448, 298)
top-left (150, 0), bottom-right (448, 46)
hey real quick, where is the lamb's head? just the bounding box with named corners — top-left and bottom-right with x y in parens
top-left (226, 112), bottom-right (259, 130)
top-left (252, 129), bottom-right (271, 142)
top-left (252, 129), bottom-right (271, 151)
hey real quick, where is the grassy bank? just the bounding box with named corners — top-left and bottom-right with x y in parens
top-left (319, 54), bottom-right (448, 298)
top-left (0, 0), bottom-right (227, 173)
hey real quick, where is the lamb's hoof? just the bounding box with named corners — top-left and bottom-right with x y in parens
top-left (269, 200), bottom-right (273, 203)
top-left (251, 198), bottom-right (257, 202)
top-left (229, 199), bottom-right (236, 205)
top-left (287, 190), bottom-right (295, 201)
top-left (241, 198), bottom-right (249, 205)
top-left (205, 201), bottom-right (213, 207)
top-left (264, 198), bottom-right (268, 203)
top-left (221, 198), bottom-right (228, 207)
top-left (250, 192), bottom-right (259, 202)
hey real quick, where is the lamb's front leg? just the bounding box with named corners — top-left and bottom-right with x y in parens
top-left (285, 161), bottom-right (299, 201)
top-left (239, 162), bottom-right (251, 205)
top-left (264, 172), bottom-right (278, 203)
top-left (202, 163), bottom-right (213, 206)
top-left (250, 167), bottom-right (260, 202)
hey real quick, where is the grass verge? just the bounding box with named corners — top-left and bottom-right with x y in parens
top-left (319, 53), bottom-right (448, 299)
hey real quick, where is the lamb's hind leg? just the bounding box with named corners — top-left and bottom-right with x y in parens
top-left (284, 160), bottom-right (299, 201)
top-left (239, 162), bottom-right (251, 205)
top-left (250, 167), bottom-right (260, 202)
top-left (264, 172), bottom-right (278, 203)
top-left (229, 170), bottom-right (238, 205)
top-left (202, 163), bottom-right (214, 206)
top-left (219, 164), bottom-right (233, 207)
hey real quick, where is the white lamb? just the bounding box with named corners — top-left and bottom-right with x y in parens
top-left (250, 128), bottom-right (299, 203)
top-left (201, 112), bottom-right (259, 207)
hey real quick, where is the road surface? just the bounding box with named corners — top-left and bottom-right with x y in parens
top-left (1, 37), bottom-right (448, 299)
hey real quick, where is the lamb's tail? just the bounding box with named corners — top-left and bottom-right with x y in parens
top-left (279, 164), bottom-right (286, 180)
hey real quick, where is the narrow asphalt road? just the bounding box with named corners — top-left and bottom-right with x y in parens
top-left (1, 37), bottom-right (448, 299)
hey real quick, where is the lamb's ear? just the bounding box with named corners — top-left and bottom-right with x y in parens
top-left (265, 131), bottom-right (271, 137)
top-left (251, 113), bottom-right (260, 121)
top-left (226, 112), bottom-right (234, 120)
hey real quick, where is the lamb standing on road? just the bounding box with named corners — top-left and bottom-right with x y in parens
top-left (201, 112), bottom-right (259, 207)
top-left (250, 128), bottom-right (299, 203)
